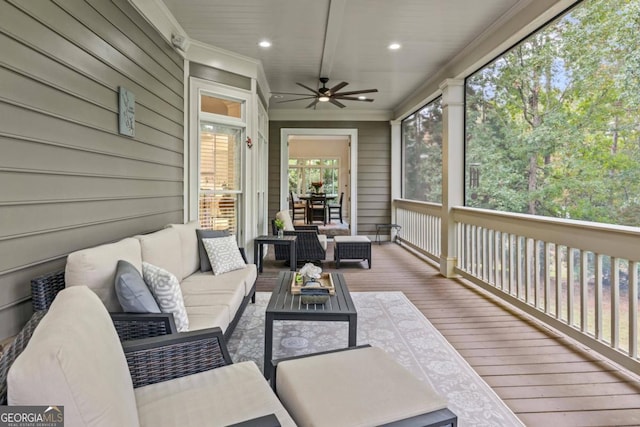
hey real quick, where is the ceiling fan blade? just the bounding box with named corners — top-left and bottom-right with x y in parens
top-left (337, 96), bottom-right (375, 102)
top-left (306, 99), bottom-right (320, 109)
top-left (334, 88), bottom-right (379, 96)
top-left (271, 92), bottom-right (317, 96)
top-left (296, 82), bottom-right (321, 95)
top-left (329, 81), bottom-right (348, 93)
top-left (277, 96), bottom-right (317, 103)
top-left (329, 99), bottom-right (346, 108)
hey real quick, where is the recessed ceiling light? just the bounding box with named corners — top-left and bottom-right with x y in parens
top-left (388, 43), bottom-right (401, 50)
top-left (358, 96), bottom-right (367, 100)
top-left (259, 40), bottom-right (272, 48)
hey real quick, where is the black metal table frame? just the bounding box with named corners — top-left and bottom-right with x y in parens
top-left (254, 235), bottom-right (297, 273)
top-left (263, 271), bottom-right (357, 379)
top-left (375, 223), bottom-right (402, 245)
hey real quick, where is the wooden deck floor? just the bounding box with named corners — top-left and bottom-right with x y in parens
top-left (256, 241), bottom-right (640, 426)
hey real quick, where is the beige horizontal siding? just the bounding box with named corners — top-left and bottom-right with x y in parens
top-left (0, 0), bottom-right (184, 339)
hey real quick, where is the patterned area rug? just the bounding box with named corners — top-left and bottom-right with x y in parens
top-left (227, 291), bottom-right (524, 427)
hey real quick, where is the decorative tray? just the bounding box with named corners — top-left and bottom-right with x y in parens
top-left (290, 272), bottom-right (335, 295)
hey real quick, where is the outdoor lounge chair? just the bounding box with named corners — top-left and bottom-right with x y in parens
top-left (272, 210), bottom-right (327, 265)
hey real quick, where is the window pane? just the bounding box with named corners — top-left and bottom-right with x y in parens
top-left (201, 94), bottom-right (242, 119)
top-left (199, 122), bottom-right (242, 233)
top-left (402, 98), bottom-right (443, 202)
top-left (465, 0), bottom-right (640, 227)
top-left (200, 123), bottom-right (241, 191)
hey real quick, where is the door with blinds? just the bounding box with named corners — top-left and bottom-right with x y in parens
top-left (199, 123), bottom-right (242, 233)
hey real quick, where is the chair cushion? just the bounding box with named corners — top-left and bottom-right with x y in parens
top-left (202, 236), bottom-right (247, 276)
top-left (276, 210), bottom-right (295, 231)
top-left (8, 286), bottom-right (139, 427)
top-left (317, 234), bottom-right (328, 251)
top-left (142, 262), bottom-right (189, 332)
top-left (65, 237), bottom-right (142, 312)
top-left (182, 267), bottom-right (256, 297)
top-left (115, 260), bottom-right (161, 313)
top-left (196, 229), bottom-right (230, 272)
top-left (135, 361), bottom-right (296, 427)
top-left (166, 221), bottom-right (200, 279)
top-left (276, 346), bottom-right (448, 427)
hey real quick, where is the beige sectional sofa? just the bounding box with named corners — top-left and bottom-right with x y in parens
top-left (64, 221), bottom-right (256, 338)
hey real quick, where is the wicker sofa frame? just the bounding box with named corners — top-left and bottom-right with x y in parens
top-left (30, 248), bottom-right (255, 342)
top-left (270, 220), bottom-right (326, 265)
top-left (0, 310), bottom-right (281, 427)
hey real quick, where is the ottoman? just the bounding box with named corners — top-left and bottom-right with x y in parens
top-left (272, 346), bottom-right (457, 427)
top-left (334, 235), bottom-right (372, 269)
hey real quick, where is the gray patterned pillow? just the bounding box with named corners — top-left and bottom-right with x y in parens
top-left (142, 262), bottom-right (189, 332)
top-left (202, 236), bottom-right (247, 276)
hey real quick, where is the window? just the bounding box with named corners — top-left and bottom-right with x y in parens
top-left (199, 123), bottom-right (241, 232)
top-left (288, 158), bottom-right (339, 195)
top-left (191, 82), bottom-right (248, 235)
top-left (465, 0), bottom-right (640, 227)
top-left (401, 97), bottom-right (443, 203)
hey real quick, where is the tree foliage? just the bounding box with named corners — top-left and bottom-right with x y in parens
top-left (465, 0), bottom-right (640, 226)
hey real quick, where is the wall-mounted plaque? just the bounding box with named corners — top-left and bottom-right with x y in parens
top-left (118, 86), bottom-right (135, 137)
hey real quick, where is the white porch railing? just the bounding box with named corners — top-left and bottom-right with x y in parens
top-left (394, 201), bottom-right (640, 374)
top-left (394, 199), bottom-right (441, 263)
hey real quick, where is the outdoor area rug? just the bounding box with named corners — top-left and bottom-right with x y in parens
top-left (227, 291), bottom-right (524, 427)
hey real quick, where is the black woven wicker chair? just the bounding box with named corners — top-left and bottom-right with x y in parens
top-left (270, 220), bottom-right (326, 266)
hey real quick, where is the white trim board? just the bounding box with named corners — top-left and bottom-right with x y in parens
top-left (280, 128), bottom-right (358, 235)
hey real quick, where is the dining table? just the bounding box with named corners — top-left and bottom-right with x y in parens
top-left (297, 194), bottom-right (337, 224)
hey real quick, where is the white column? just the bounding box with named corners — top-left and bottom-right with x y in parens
top-left (390, 120), bottom-right (402, 226)
top-left (439, 79), bottom-right (465, 277)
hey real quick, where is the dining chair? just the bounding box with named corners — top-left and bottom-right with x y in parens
top-left (307, 194), bottom-right (327, 225)
top-left (327, 192), bottom-right (344, 223)
top-left (289, 191), bottom-right (306, 222)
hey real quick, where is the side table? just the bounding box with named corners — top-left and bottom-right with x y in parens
top-left (254, 235), bottom-right (297, 273)
top-left (374, 223), bottom-right (402, 245)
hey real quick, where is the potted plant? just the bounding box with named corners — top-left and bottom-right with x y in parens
top-left (274, 218), bottom-right (285, 238)
top-left (310, 181), bottom-right (323, 193)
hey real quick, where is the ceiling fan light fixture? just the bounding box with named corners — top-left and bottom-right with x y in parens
top-left (318, 95), bottom-right (330, 102)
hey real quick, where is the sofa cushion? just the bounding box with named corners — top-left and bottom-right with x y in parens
top-left (276, 210), bottom-right (295, 231)
top-left (115, 260), bottom-right (160, 313)
top-left (195, 229), bottom-right (230, 272)
top-left (8, 286), bottom-right (139, 426)
top-left (181, 267), bottom-right (256, 298)
top-left (184, 305), bottom-right (231, 333)
top-left (202, 236), bottom-right (246, 275)
top-left (135, 361), bottom-right (296, 427)
top-left (142, 262), bottom-right (189, 332)
top-left (65, 237), bottom-right (142, 312)
top-left (167, 221), bottom-right (200, 280)
top-left (181, 275), bottom-right (246, 326)
top-left (136, 228), bottom-right (183, 282)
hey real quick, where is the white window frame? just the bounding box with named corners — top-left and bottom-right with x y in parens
top-left (189, 78), bottom-right (251, 240)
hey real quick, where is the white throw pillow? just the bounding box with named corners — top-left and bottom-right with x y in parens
top-left (142, 262), bottom-right (189, 332)
top-left (202, 236), bottom-right (247, 276)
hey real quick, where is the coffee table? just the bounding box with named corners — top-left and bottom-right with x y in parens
top-left (263, 271), bottom-right (357, 379)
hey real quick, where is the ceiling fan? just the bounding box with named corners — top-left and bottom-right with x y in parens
top-left (273, 77), bottom-right (378, 108)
